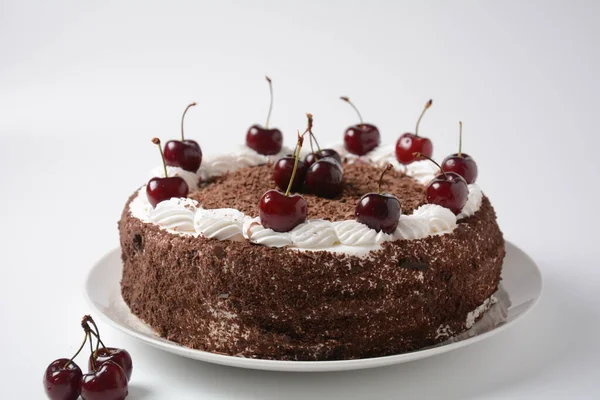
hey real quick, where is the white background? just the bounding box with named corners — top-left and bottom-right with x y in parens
top-left (1, 0), bottom-right (599, 398)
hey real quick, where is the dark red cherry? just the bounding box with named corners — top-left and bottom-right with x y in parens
top-left (340, 97), bottom-right (380, 155)
top-left (163, 102), bottom-right (202, 172)
top-left (395, 133), bottom-right (433, 164)
top-left (80, 361), bottom-right (128, 400)
top-left (164, 140), bottom-right (202, 172)
top-left (355, 164), bottom-right (401, 233)
top-left (304, 149), bottom-right (342, 168)
top-left (441, 122), bottom-right (478, 183)
top-left (43, 359), bottom-right (83, 400)
top-left (304, 158), bottom-right (344, 199)
top-left (246, 125), bottom-right (283, 155)
top-left (442, 153), bottom-right (477, 184)
top-left (246, 76), bottom-right (283, 155)
top-left (344, 123), bottom-right (380, 156)
top-left (146, 177), bottom-right (189, 207)
top-left (426, 172), bottom-right (469, 215)
top-left (89, 348), bottom-right (133, 382)
top-left (273, 157), bottom-right (306, 192)
top-left (147, 138), bottom-right (189, 207)
top-left (395, 99), bottom-right (434, 165)
top-left (356, 193), bottom-right (401, 233)
top-left (259, 190), bottom-right (307, 232)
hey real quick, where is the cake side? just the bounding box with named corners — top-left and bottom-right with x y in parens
top-left (119, 190), bottom-right (504, 360)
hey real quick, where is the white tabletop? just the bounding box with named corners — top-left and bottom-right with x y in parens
top-left (1, 1), bottom-right (599, 398)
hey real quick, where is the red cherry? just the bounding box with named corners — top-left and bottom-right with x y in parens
top-left (426, 172), bottom-right (469, 215)
top-left (304, 158), bottom-right (344, 199)
top-left (89, 348), bottom-right (133, 382)
top-left (259, 190), bottom-right (308, 232)
top-left (146, 177), bottom-right (189, 207)
top-left (415, 153), bottom-right (468, 214)
top-left (259, 132), bottom-right (308, 232)
top-left (80, 361), bottom-right (128, 400)
top-left (395, 99), bottom-right (434, 164)
top-left (164, 140), bottom-right (202, 172)
top-left (396, 133), bottom-right (433, 164)
top-left (246, 76), bottom-right (283, 155)
top-left (43, 359), bottom-right (83, 400)
top-left (340, 97), bottom-right (380, 155)
top-left (355, 164), bottom-right (401, 233)
top-left (246, 125), bottom-right (283, 155)
top-left (441, 122), bottom-right (478, 183)
top-left (273, 157), bottom-right (306, 192)
top-left (163, 102), bottom-right (202, 172)
top-left (147, 138), bottom-right (189, 207)
top-left (304, 149), bottom-right (342, 168)
top-left (442, 153), bottom-right (477, 184)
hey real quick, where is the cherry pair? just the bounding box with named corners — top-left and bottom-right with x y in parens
top-left (43, 316), bottom-right (132, 400)
top-left (273, 114), bottom-right (343, 199)
top-left (414, 152), bottom-right (470, 215)
top-left (260, 133), bottom-right (308, 232)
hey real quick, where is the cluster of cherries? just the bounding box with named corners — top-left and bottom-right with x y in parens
top-left (256, 94), bottom-right (479, 234)
top-left (146, 76), bottom-right (479, 232)
top-left (146, 102), bottom-right (202, 207)
top-left (338, 97), bottom-right (479, 216)
top-left (43, 316), bottom-right (132, 400)
top-left (273, 114), bottom-right (344, 198)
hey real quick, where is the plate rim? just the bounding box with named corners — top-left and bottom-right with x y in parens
top-left (83, 240), bottom-right (542, 372)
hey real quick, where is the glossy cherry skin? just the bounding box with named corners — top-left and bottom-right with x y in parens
top-left (441, 153), bottom-right (478, 184)
top-left (163, 140), bottom-right (202, 172)
top-left (80, 361), bottom-right (128, 400)
top-left (89, 348), bottom-right (133, 382)
top-left (304, 159), bottom-right (344, 199)
top-left (395, 133), bottom-right (433, 164)
top-left (259, 190), bottom-right (307, 232)
top-left (426, 172), bottom-right (469, 215)
top-left (273, 157), bottom-right (306, 193)
top-left (344, 123), bottom-right (380, 156)
top-left (355, 193), bottom-right (401, 234)
top-left (146, 176), bottom-right (189, 207)
top-left (43, 358), bottom-right (83, 400)
top-left (304, 149), bottom-right (342, 168)
top-left (246, 125), bottom-right (283, 155)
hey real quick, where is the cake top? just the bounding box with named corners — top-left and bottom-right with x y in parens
top-left (191, 162), bottom-right (426, 221)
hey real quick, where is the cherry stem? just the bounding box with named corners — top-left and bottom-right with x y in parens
top-left (82, 315), bottom-right (107, 353)
top-left (415, 99), bottom-right (433, 137)
top-left (413, 152), bottom-right (448, 178)
top-left (152, 137), bottom-right (168, 178)
top-left (305, 113), bottom-right (316, 156)
top-left (265, 76), bottom-right (273, 129)
top-left (180, 102), bottom-right (197, 141)
top-left (340, 96), bottom-right (364, 125)
top-left (377, 164), bottom-right (394, 194)
top-left (285, 131), bottom-right (304, 196)
top-left (458, 121), bottom-right (463, 157)
top-left (87, 330), bottom-right (96, 372)
top-left (63, 332), bottom-right (88, 369)
top-left (304, 113), bottom-right (323, 157)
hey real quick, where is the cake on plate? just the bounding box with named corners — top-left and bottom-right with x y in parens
top-left (119, 89), bottom-right (505, 361)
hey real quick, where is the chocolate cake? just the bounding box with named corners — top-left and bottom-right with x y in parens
top-left (119, 146), bottom-right (505, 360)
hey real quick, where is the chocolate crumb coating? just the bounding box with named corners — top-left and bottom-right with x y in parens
top-left (120, 162), bottom-right (505, 360)
top-left (191, 163), bottom-right (426, 219)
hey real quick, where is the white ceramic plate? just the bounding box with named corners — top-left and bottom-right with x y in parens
top-left (84, 241), bottom-right (542, 372)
